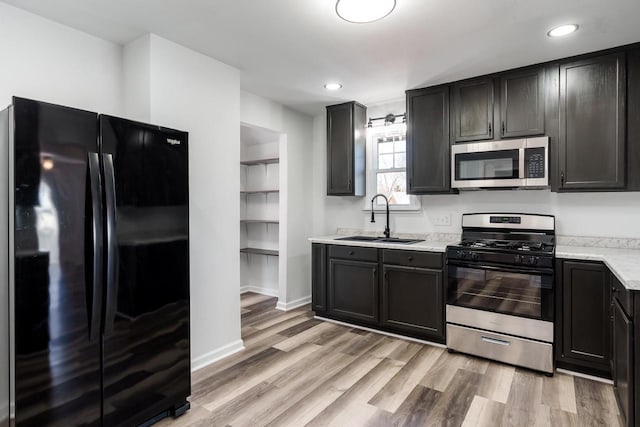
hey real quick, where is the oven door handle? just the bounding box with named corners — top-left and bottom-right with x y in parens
top-left (447, 260), bottom-right (554, 277)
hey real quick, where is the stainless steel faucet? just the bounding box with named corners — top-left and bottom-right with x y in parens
top-left (370, 194), bottom-right (390, 239)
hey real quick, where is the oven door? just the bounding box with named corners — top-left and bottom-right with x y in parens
top-left (447, 261), bottom-right (554, 321)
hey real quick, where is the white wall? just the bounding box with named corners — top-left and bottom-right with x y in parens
top-left (122, 34), bottom-right (242, 368)
top-left (240, 91), bottom-right (314, 305)
top-left (122, 34), bottom-right (151, 122)
top-left (0, 2), bottom-right (122, 115)
top-left (312, 109), bottom-right (640, 239)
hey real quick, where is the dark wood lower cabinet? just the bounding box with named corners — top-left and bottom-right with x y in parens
top-left (381, 265), bottom-right (443, 340)
top-left (311, 243), bottom-right (327, 313)
top-left (328, 258), bottom-right (379, 324)
top-left (312, 244), bottom-right (445, 343)
top-left (557, 260), bottom-right (611, 376)
top-left (613, 298), bottom-right (634, 426)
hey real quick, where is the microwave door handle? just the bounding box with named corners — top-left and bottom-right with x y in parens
top-left (519, 148), bottom-right (526, 179)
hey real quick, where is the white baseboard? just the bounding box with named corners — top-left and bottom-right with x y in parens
top-left (276, 295), bottom-right (311, 311)
top-left (556, 368), bottom-right (613, 384)
top-left (191, 339), bottom-right (245, 372)
top-left (314, 316), bottom-right (447, 349)
top-left (240, 285), bottom-right (279, 298)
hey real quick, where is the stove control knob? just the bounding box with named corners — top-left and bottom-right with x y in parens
top-left (471, 252), bottom-right (479, 261)
top-left (526, 256), bottom-right (538, 265)
top-left (515, 254), bottom-right (522, 263)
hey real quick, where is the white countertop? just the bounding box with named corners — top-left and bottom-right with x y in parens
top-left (309, 235), bottom-right (640, 291)
top-left (557, 245), bottom-right (640, 291)
top-left (308, 235), bottom-right (451, 253)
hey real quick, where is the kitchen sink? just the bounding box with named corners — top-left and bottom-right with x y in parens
top-left (376, 237), bottom-right (424, 244)
top-left (335, 236), bottom-right (424, 244)
top-left (335, 235), bottom-right (382, 242)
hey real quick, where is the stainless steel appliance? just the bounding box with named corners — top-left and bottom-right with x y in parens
top-left (446, 213), bottom-right (555, 374)
top-left (0, 98), bottom-right (191, 427)
top-left (451, 137), bottom-right (549, 189)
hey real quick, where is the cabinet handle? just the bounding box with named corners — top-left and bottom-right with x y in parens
top-left (348, 179), bottom-right (352, 189)
top-left (408, 256), bottom-right (413, 262)
top-left (560, 171), bottom-right (565, 186)
top-left (502, 122), bottom-right (505, 136)
top-left (384, 271), bottom-right (388, 280)
top-left (488, 122), bottom-right (492, 135)
top-left (349, 250), bottom-right (355, 256)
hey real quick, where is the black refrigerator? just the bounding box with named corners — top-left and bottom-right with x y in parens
top-left (0, 97), bottom-right (191, 427)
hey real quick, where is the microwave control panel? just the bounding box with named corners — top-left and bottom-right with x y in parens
top-left (525, 147), bottom-right (546, 179)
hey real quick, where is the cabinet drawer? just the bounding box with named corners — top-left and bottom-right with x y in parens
top-left (382, 249), bottom-right (442, 269)
top-left (329, 245), bottom-right (378, 262)
top-left (612, 274), bottom-right (633, 318)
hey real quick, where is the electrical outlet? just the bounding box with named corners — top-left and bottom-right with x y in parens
top-left (431, 214), bottom-right (451, 227)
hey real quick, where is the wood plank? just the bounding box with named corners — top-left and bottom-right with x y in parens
top-left (541, 372), bottom-right (578, 414)
top-left (462, 395), bottom-right (506, 427)
top-left (199, 343), bottom-right (321, 411)
top-left (475, 362), bottom-right (515, 404)
top-left (574, 376), bottom-right (624, 426)
top-left (391, 385), bottom-right (442, 426)
top-left (423, 369), bottom-right (482, 427)
top-left (501, 369), bottom-right (550, 426)
top-left (306, 358), bottom-right (405, 427)
top-left (273, 322), bottom-right (347, 352)
top-left (368, 345), bottom-right (444, 413)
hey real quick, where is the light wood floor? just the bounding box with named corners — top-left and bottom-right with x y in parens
top-left (158, 292), bottom-right (623, 427)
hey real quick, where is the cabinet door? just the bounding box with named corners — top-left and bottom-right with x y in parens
top-left (406, 86), bottom-right (451, 194)
top-left (328, 258), bottom-right (379, 324)
top-left (453, 77), bottom-right (494, 142)
top-left (558, 53), bottom-right (626, 190)
top-left (500, 67), bottom-right (545, 138)
top-left (560, 261), bottom-right (611, 373)
top-left (613, 299), bottom-right (634, 426)
top-left (382, 265), bottom-right (443, 339)
top-left (326, 102), bottom-right (366, 196)
top-left (312, 244), bottom-right (327, 313)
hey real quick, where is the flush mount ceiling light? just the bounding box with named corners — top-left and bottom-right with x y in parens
top-left (336, 0), bottom-right (396, 24)
top-left (547, 24), bottom-right (579, 38)
top-left (324, 82), bottom-right (343, 90)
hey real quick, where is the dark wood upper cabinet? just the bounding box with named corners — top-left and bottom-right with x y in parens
top-left (406, 86), bottom-right (451, 194)
top-left (453, 77), bottom-right (494, 142)
top-left (627, 48), bottom-right (640, 191)
top-left (558, 53), bottom-right (626, 190)
top-left (558, 261), bottom-right (611, 375)
top-left (326, 101), bottom-right (366, 196)
top-left (500, 67), bottom-right (545, 138)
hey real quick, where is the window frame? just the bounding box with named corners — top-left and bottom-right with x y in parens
top-left (364, 123), bottom-right (421, 212)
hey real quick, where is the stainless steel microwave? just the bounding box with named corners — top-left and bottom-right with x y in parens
top-left (451, 137), bottom-right (549, 189)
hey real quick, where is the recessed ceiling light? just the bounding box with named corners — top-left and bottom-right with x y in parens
top-left (547, 24), bottom-right (579, 38)
top-left (324, 83), bottom-right (343, 91)
top-left (335, 0), bottom-right (396, 24)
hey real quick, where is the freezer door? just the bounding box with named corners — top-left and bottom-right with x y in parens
top-left (12, 98), bottom-right (102, 427)
top-left (99, 115), bottom-right (190, 427)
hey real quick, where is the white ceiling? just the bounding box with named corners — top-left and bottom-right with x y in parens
top-left (5, 0), bottom-right (640, 116)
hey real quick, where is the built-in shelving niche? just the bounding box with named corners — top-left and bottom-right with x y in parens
top-left (240, 124), bottom-right (283, 297)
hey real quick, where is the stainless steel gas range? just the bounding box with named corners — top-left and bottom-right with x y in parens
top-left (445, 213), bottom-right (555, 374)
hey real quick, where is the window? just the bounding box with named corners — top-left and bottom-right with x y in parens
top-left (369, 123), bottom-right (419, 209)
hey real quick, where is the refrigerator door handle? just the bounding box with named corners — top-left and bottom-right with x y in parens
top-left (87, 152), bottom-right (104, 342)
top-left (103, 153), bottom-right (118, 335)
